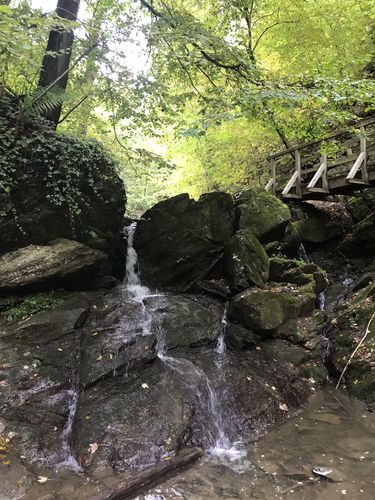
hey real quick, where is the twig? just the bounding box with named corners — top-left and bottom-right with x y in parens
top-left (335, 310), bottom-right (375, 390)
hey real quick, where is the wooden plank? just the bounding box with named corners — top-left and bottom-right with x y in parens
top-left (265, 178), bottom-right (273, 191)
top-left (307, 155), bottom-right (328, 192)
top-left (282, 170), bottom-right (299, 196)
top-left (346, 151), bottom-right (366, 181)
top-left (86, 448), bottom-right (204, 500)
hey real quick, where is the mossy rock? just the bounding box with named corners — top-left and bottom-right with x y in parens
top-left (236, 188), bottom-right (291, 243)
top-left (292, 218), bottom-right (340, 244)
top-left (269, 257), bottom-right (328, 294)
top-left (228, 284), bottom-right (316, 334)
top-left (331, 283), bottom-right (375, 408)
top-left (224, 228), bottom-right (269, 291)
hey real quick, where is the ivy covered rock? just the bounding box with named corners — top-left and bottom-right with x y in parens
top-left (228, 284), bottom-right (316, 334)
top-left (0, 93), bottom-right (126, 276)
top-left (0, 239), bottom-right (109, 293)
top-left (236, 188), bottom-right (291, 243)
top-left (134, 192), bottom-right (235, 288)
top-left (224, 228), bottom-right (269, 291)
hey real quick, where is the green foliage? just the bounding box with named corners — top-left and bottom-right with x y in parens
top-left (0, 92), bottom-right (119, 216)
top-left (1, 0), bottom-right (375, 212)
top-left (4, 293), bottom-right (65, 323)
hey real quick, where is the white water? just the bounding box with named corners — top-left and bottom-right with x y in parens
top-left (215, 302), bottom-right (228, 354)
top-left (56, 388), bottom-right (82, 473)
top-left (125, 223), bottom-right (247, 470)
top-left (125, 222), bottom-right (150, 302)
top-left (298, 243), bottom-right (310, 263)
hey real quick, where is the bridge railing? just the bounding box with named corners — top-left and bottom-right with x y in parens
top-left (265, 116), bottom-right (375, 198)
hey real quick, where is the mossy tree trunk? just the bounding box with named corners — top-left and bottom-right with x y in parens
top-left (38, 0), bottom-right (80, 128)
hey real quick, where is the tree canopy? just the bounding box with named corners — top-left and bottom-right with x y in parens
top-left (1, 0), bottom-right (374, 213)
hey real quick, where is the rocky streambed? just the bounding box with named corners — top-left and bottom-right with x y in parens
top-left (0, 187), bottom-right (374, 499)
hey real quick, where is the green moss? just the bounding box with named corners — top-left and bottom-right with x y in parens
top-left (4, 293), bottom-right (65, 322)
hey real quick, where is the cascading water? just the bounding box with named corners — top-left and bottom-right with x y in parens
top-left (215, 302), bottom-right (228, 355)
top-left (56, 354), bottom-right (82, 473)
top-left (124, 223), bottom-right (247, 469)
top-left (125, 222), bottom-right (150, 302)
top-left (298, 243), bottom-right (310, 263)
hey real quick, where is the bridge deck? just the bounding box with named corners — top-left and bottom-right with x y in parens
top-left (265, 117), bottom-right (375, 199)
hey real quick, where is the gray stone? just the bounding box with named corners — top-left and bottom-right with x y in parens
top-left (0, 239), bottom-right (109, 292)
top-left (224, 229), bottom-right (269, 291)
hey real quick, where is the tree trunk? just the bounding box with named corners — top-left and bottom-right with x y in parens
top-left (38, 0), bottom-right (80, 127)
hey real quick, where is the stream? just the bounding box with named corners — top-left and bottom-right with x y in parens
top-left (13, 224), bottom-right (375, 500)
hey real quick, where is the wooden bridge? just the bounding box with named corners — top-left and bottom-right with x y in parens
top-left (265, 116), bottom-right (375, 199)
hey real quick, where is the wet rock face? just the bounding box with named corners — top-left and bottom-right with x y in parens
top-left (144, 294), bottom-right (223, 350)
top-left (0, 239), bottom-right (109, 293)
top-left (0, 286), bottom-right (311, 477)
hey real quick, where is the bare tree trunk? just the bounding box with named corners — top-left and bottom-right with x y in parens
top-left (38, 0), bottom-right (80, 127)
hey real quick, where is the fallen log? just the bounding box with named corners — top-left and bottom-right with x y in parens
top-left (86, 447), bottom-right (204, 500)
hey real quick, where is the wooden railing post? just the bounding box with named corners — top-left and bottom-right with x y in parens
top-left (360, 125), bottom-right (368, 183)
top-left (295, 149), bottom-right (301, 197)
top-left (321, 153), bottom-right (328, 191)
top-left (271, 158), bottom-right (276, 193)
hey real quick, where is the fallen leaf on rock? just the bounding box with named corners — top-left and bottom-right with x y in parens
top-left (88, 442), bottom-right (98, 454)
top-left (37, 476), bottom-right (49, 483)
top-left (279, 403), bottom-right (289, 412)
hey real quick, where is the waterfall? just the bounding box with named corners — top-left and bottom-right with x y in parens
top-left (298, 243), bottom-right (310, 263)
top-left (215, 303), bottom-right (228, 355)
top-left (125, 222), bottom-right (151, 303)
top-left (124, 223), bottom-right (247, 470)
top-left (56, 354), bottom-right (82, 473)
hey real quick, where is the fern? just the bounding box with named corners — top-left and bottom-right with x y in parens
top-left (22, 87), bottom-right (67, 119)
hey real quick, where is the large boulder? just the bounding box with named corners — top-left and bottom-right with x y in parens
top-left (228, 284), bottom-right (316, 334)
top-left (134, 192), bottom-right (236, 288)
top-left (0, 239), bottom-right (109, 293)
top-left (0, 93), bottom-right (126, 275)
top-left (224, 229), bottom-right (269, 291)
top-left (236, 188), bottom-right (291, 243)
